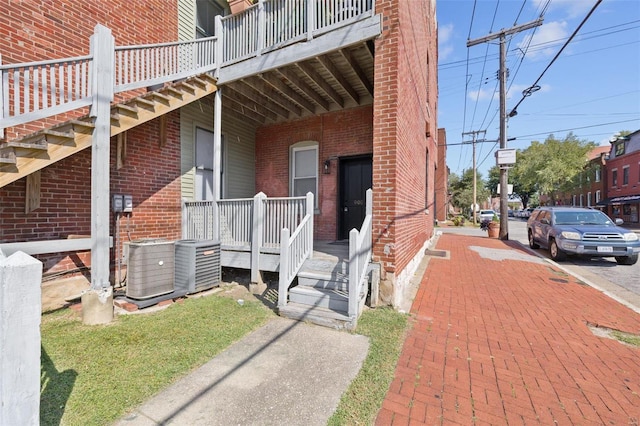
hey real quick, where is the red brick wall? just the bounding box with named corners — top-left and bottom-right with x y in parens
top-left (373, 0), bottom-right (438, 276)
top-left (255, 107), bottom-right (374, 240)
top-left (0, 112), bottom-right (182, 276)
top-left (0, 0), bottom-right (179, 141)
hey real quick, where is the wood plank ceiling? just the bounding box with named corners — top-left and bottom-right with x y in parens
top-left (220, 40), bottom-right (375, 126)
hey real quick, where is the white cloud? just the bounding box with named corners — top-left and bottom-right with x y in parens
top-left (438, 23), bottom-right (455, 61)
top-left (518, 21), bottom-right (568, 60)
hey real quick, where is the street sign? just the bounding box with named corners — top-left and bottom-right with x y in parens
top-left (495, 149), bottom-right (516, 166)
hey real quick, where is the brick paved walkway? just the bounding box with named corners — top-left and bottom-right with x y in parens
top-left (376, 233), bottom-right (640, 425)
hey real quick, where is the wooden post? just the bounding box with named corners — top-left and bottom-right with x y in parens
top-left (213, 88), bottom-right (222, 241)
top-left (89, 24), bottom-right (114, 290)
top-left (214, 15), bottom-right (223, 78)
top-left (278, 227), bottom-right (290, 308)
top-left (306, 191), bottom-right (314, 259)
top-left (0, 250), bottom-right (42, 425)
top-left (251, 192), bottom-right (266, 284)
top-left (306, 0), bottom-right (315, 41)
top-left (257, 0), bottom-right (265, 56)
top-left (348, 228), bottom-right (358, 317)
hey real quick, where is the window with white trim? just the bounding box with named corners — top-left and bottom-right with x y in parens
top-left (623, 166), bottom-right (629, 186)
top-left (290, 142), bottom-right (318, 207)
top-left (595, 190), bottom-right (601, 203)
top-left (579, 194), bottom-right (584, 207)
top-left (595, 165), bottom-right (601, 183)
top-left (612, 169), bottom-right (618, 187)
top-left (572, 195), bottom-right (576, 206)
top-left (587, 192), bottom-right (591, 207)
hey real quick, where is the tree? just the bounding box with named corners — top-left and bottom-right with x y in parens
top-left (512, 133), bottom-right (596, 205)
top-left (448, 168), bottom-right (490, 215)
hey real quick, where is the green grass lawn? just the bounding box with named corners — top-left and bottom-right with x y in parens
top-left (40, 292), bottom-right (408, 425)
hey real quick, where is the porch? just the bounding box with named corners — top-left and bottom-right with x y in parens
top-left (183, 190), bottom-right (374, 329)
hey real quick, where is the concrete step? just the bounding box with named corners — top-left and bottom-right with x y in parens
top-left (296, 271), bottom-right (348, 291)
top-left (288, 285), bottom-right (348, 312)
top-left (278, 302), bottom-right (355, 330)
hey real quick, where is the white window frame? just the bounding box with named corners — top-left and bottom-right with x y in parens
top-left (290, 141), bottom-right (319, 208)
top-left (572, 195), bottom-right (576, 206)
top-left (612, 168), bottom-right (618, 187)
top-left (579, 194), bottom-right (584, 207)
top-left (623, 165), bottom-right (630, 186)
top-left (595, 190), bottom-right (601, 203)
top-left (587, 192), bottom-right (591, 207)
top-left (595, 165), bottom-right (601, 183)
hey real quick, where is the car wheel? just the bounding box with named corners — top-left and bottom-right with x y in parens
top-left (528, 230), bottom-right (539, 249)
top-left (549, 239), bottom-right (566, 261)
top-left (615, 254), bottom-right (638, 265)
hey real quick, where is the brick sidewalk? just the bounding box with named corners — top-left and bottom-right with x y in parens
top-left (376, 233), bottom-right (640, 425)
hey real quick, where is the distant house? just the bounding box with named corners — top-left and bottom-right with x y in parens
top-left (0, 0), bottom-right (439, 324)
top-left (599, 131), bottom-right (640, 224)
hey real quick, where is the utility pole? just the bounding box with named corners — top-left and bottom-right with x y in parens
top-left (467, 18), bottom-right (543, 240)
top-left (462, 130), bottom-right (486, 224)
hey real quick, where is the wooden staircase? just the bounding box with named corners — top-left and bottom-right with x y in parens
top-left (0, 74), bottom-right (217, 188)
top-left (278, 243), bottom-right (370, 330)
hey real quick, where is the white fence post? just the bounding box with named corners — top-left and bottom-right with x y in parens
top-left (348, 228), bottom-right (359, 317)
top-left (278, 227), bottom-right (290, 308)
top-left (257, 0), bottom-right (265, 56)
top-left (306, 191), bottom-right (314, 259)
top-left (0, 250), bottom-right (42, 426)
top-left (89, 24), bottom-right (115, 290)
top-left (251, 192), bottom-right (266, 283)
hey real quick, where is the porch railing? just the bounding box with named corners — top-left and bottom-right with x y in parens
top-left (278, 192), bottom-right (315, 308)
top-left (218, 0), bottom-right (376, 66)
top-left (183, 192), bottom-right (313, 283)
top-left (348, 188), bottom-right (372, 318)
top-left (2, 1), bottom-right (376, 139)
top-left (1, 27), bottom-right (218, 139)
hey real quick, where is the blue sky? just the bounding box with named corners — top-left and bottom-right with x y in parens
top-left (437, 0), bottom-right (640, 179)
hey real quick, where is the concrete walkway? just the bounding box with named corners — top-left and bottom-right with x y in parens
top-left (376, 233), bottom-right (640, 424)
top-left (116, 317), bottom-right (369, 426)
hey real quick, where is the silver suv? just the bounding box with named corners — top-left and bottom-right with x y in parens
top-left (527, 206), bottom-right (640, 265)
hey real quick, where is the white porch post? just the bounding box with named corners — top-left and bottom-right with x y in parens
top-left (251, 192), bottom-right (266, 283)
top-left (306, 191), bottom-right (314, 259)
top-left (213, 88), bottom-right (222, 241)
top-left (89, 24), bottom-right (114, 290)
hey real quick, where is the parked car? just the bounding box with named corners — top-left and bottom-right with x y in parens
top-left (527, 206), bottom-right (640, 265)
top-left (478, 209), bottom-right (497, 222)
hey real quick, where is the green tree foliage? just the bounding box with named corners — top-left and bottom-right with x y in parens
top-left (448, 168), bottom-right (490, 213)
top-left (512, 133), bottom-right (596, 204)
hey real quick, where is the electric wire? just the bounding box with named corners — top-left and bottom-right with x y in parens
top-left (508, 0), bottom-right (604, 117)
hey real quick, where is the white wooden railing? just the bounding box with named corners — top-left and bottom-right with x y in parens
top-left (348, 188), bottom-right (372, 317)
top-left (278, 192), bottom-right (314, 308)
top-left (1, 1), bottom-right (376, 139)
top-left (217, 0), bottom-right (375, 65)
top-left (0, 28), bottom-right (218, 139)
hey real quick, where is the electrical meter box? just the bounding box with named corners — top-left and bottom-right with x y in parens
top-left (112, 194), bottom-right (123, 212)
top-left (123, 195), bottom-right (133, 212)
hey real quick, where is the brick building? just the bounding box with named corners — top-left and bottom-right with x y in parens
top-left (601, 131), bottom-right (640, 224)
top-left (1, 0), bottom-right (439, 310)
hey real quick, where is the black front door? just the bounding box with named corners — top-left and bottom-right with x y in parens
top-left (339, 156), bottom-right (373, 240)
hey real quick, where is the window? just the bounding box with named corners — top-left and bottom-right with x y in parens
top-left (579, 194), bottom-right (584, 207)
top-left (595, 190), bottom-right (601, 203)
top-left (290, 142), bottom-right (318, 207)
top-left (623, 166), bottom-right (629, 186)
top-left (595, 165), bottom-right (601, 183)
top-left (615, 141), bottom-right (625, 156)
top-left (196, 0), bottom-right (225, 38)
top-left (612, 169), bottom-right (618, 187)
top-left (587, 192), bottom-right (591, 207)
top-left (572, 195), bottom-right (576, 206)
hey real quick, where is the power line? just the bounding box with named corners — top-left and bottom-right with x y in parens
top-left (508, 0), bottom-right (604, 118)
top-left (513, 118), bottom-right (640, 139)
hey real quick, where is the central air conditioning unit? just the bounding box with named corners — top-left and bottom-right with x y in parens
top-left (174, 239), bottom-right (220, 294)
top-left (126, 239), bottom-right (175, 299)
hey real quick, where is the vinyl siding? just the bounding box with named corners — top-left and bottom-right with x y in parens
top-left (178, 0), bottom-right (195, 41)
top-left (180, 98), bottom-right (256, 200)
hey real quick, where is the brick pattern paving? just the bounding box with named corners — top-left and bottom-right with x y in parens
top-left (377, 234), bottom-right (640, 425)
